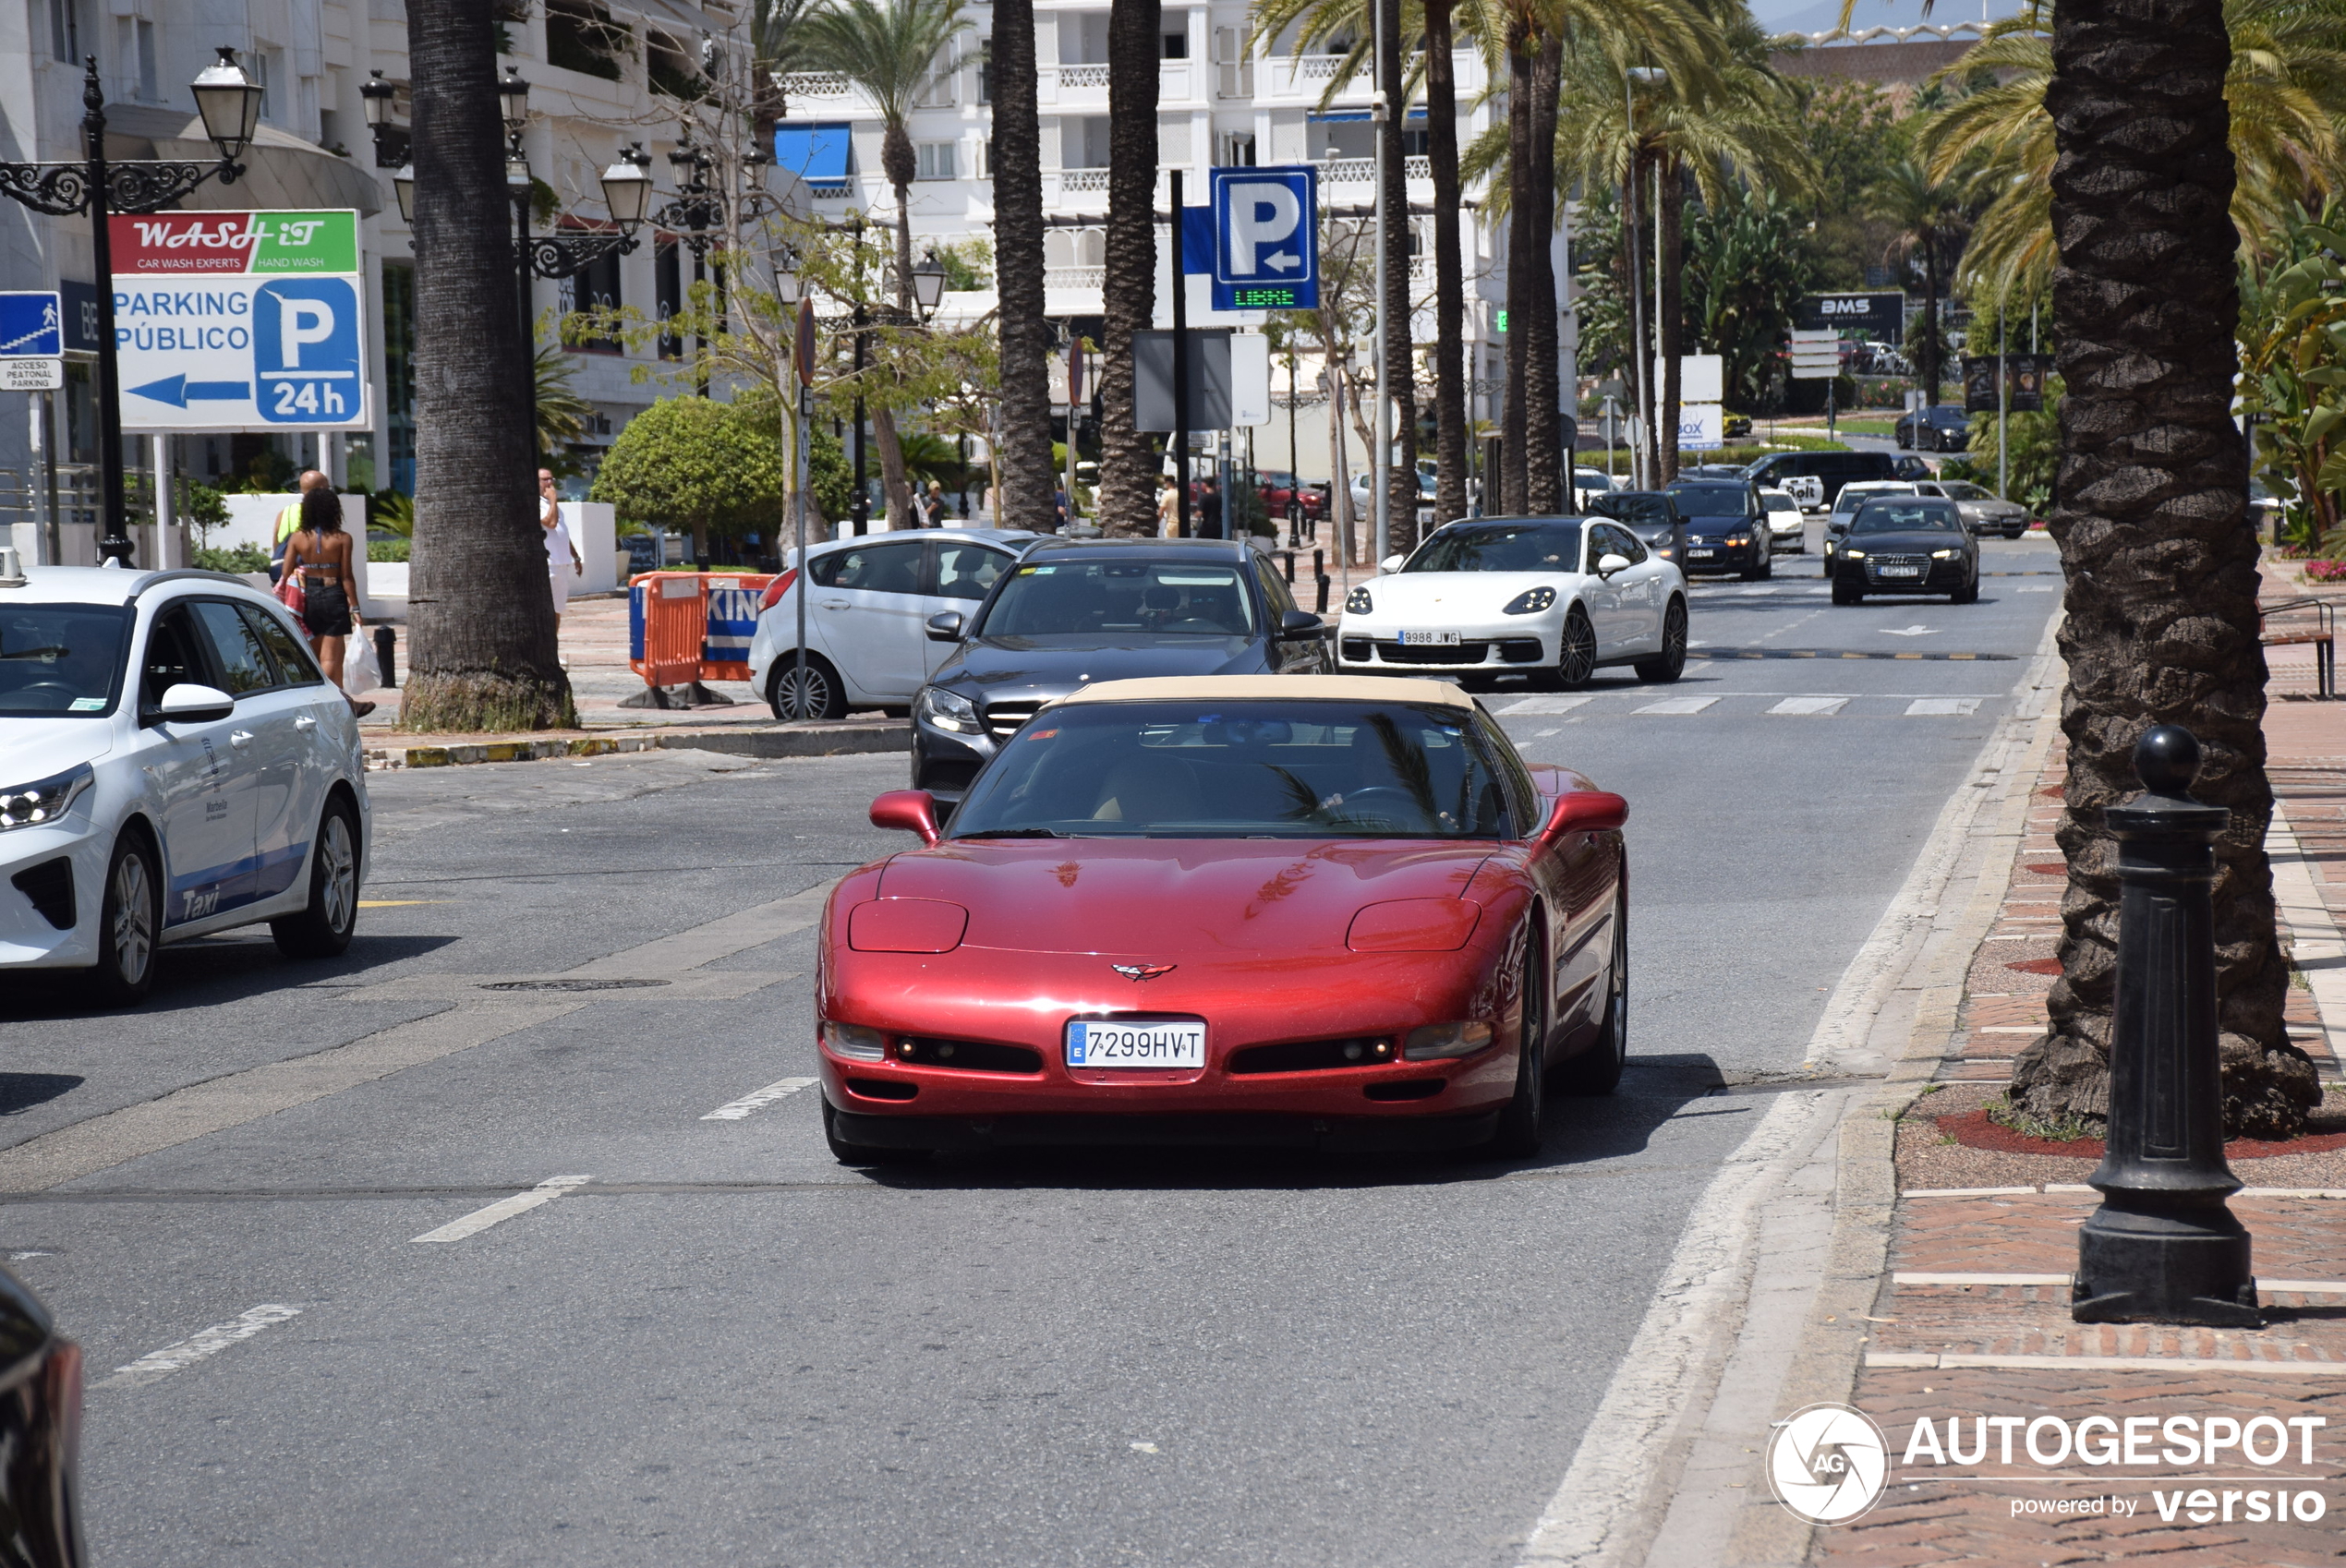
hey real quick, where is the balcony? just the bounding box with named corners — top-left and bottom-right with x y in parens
top-left (1316, 155), bottom-right (1433, 186)
top-left (780, 72), bottom-right (851, 100)
top-left (1058, 64), bottom-right (1108, 88)
top-left (1060, 168), bottom-right (1110, 194)
top-left (1045, 266), bottom-right (1105, 289)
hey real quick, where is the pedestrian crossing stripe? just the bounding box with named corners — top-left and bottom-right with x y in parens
top-left (1702, 649), bottom-right (2016, 661)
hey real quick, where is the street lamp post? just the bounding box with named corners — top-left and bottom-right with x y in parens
top-left (1623, 66), bottom-right (1665, 492)
top-left (0, 52), bottom-right (262, 566)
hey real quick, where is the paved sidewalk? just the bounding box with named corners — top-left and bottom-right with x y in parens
top-left (1789, 585), bottom-right (2346, 1565)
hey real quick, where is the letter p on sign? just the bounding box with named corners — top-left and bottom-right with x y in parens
top-left (1227, 183), bottom-right (1300, 275)
top-left (276, 296), bottom-right (334, 368)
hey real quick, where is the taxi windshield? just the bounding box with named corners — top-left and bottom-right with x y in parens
top-left (978, 561), bottom-right (1256, 638)
top-left (1853, 503), bottom-right (1962, 533)
top-left (0, 603), bottom-right (133, 718)
top-left (949, 700), bottom-right (1518, 839)
top-left (1404, 522), bottom-right (1582, 573)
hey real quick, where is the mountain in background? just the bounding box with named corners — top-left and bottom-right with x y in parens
top-left (1756, 0), bottom-right (2026, 35)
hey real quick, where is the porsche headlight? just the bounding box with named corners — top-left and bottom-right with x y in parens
top-left (0, 764), bottom-right (92, 831)
top-left (820, 1020), bottom-right (888, 1062)
top-left (916, 685), bottom-right (982, 736)
top-left (1403, 1020), bottom-right (1495, 1061)
top-left (1931, 549), bottom-right (1960, 560)
top-left (1502, 586), bottom-right (1556, 615)
top-left (1346, 585), bottom-right (1374, 615)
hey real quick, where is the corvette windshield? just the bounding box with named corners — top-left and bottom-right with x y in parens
top-left (949, 700), bottom-right (1518, 839)
top-left (1403, 522), bottom-right (1582, 573)
top-left (0, 603), bottom-right (132, 718)
top-left (978, 561), bottom-right (1256, 638)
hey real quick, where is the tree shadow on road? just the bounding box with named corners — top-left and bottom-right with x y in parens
top-left (0, 933), bottom-right (459, 1023)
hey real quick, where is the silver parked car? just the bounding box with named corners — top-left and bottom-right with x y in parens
top-left (1915, 480), bottom-right (2028, 539)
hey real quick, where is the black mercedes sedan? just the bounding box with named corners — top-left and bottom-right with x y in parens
top-left (911, 537), bottom-right (1331, 806)
top-left (1829, 497), bottom-right (1979, 605)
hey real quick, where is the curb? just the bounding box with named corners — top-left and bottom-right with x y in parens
top-left (363, 719), bottom-right (907, 771)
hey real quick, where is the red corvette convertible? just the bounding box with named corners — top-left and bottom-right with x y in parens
top-left (816, 675), bottom-right (1628, 1162)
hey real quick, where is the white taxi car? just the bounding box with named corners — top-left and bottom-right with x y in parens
top-left (0, 560), bottom-right (369, 1004)
top-left (1337, 515), bottom-right (1688, 690)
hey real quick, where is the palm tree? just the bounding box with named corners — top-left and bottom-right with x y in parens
top-left (1423, 0), bottom-right (1470, 531)
top-left (1376, 0), bottom-right (1420, 550)
top-left (1096, 0), bottom-right (1164, 536)
top-left (1992, 0), bottom-right (2319, 1140)
top-left (402, 0), bottom-right (572, 732)
top-left (754, 0), bottom-right (816, 130)
top-left (989, 0), bottom-right (1056, 531)
top-left (801, 0), bottom-right (968, 525)
top-left (535, 344), bottom-right (595, 456)
top-left (1864, 158), bottom-right (1967, 402)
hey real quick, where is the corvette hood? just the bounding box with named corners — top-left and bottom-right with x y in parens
top-left (874, 838), bottom-right (1496, 956)
top-left (1360, 572), bottom-right (1572, 619)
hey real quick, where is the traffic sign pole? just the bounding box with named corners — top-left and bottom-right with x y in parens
top-left (1172, 169), bottom-right (1190, 540)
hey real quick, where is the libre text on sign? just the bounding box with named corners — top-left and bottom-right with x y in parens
top-left (108, 211), bottom-right (368, 430)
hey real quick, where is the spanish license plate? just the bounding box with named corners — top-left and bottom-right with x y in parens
top-left (1687, 549), bottom-right (1716, 559)
top-left (1066, 1019), bottom-right (1206, 1069)
top-left (1879, 565), bottom-right (1922, 578)
top-left (1397, 629), bottom-right (1461, 646)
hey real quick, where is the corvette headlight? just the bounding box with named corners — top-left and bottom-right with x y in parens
top-left (1346, 585), bottom-right (1373, 615)
top-left (1844, 549), bottom-right (1867, 561)
top-left (1932, 549), bottom-right (1959, 560)
top-left (915, 685), bottom-right (982, 736)
top-left (1502, 586), bottom-right (1556, 615)
top-left (820, 1020), bottom-right (888, 1062)
top-left (0, 764), bottom-right (92, 831)
top-left (1403, 1020), bottom-right (1494, 1061)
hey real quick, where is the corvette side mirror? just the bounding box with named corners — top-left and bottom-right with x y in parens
top-left (1540, 790), bottom-right (1628, 842)
top-left (869, 790), bottom-right (941, 846)
top-left (925, 611), bottom-right (963, 643)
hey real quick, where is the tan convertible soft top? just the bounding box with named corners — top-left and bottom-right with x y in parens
top-left (1052, 674), bottom-right (1475, 709)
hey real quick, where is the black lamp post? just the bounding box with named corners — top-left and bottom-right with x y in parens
top-left (357, 70), bottom-right (407, 168)
top-left (2071, 724), bottom-right (2263, 1328)
top-left (391, 73), bottom-right (650, 465)
top-left (0, 52), bottom-right (261, 566)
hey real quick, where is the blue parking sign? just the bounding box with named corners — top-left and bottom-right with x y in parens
top-left (0, 293), bottom-right (63, 358)
top-left (1210, 167), bottom-right (1318, 312)
top-left (254, 277), bottom-right (363, 424)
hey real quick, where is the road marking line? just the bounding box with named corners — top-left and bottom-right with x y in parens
top-left (1766, 696), bottom-right (1846, 716)
top-left (1501, 695), bottom-right (1596, 714)
top-left (701, 1077), bottom-right (818, 1121)
top-left (412, 1175), bottom-right (591, 1243)
top-left (94, 1304), bottom-right (301, 1391)
top-left (1633, 696), bottom-right (1717, 716)
top-left (1906, 696), bottom-right (1984, 716)
top-left (569, 879), bottom-right (838, 977)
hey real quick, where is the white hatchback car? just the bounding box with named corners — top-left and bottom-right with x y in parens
top-left (1760, 488), bottom-right (1806, 549)
top-left (1337, 515), bottom-right (1687, 689)
top-left (1, 562), bottom-right (370, 1004)
top-left (747, 529), bottom-right (1037, 719)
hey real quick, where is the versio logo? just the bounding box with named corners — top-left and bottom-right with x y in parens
top-left (1768, 1403), bottom-right (1890, 1525)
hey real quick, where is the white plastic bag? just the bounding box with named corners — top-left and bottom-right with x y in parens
top-left (342, 631), bottom-right (381, 695)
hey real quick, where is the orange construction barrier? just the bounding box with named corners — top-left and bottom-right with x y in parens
top-left (628, 572), bottom-right (780, 689)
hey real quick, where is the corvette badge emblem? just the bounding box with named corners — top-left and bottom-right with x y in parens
top-left (1112, 963), bottom-right (1177, 982)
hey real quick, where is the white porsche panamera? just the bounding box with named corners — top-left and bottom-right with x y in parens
top-left (1335, 515), bottom-right (1689, 690)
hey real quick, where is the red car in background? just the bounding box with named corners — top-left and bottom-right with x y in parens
top-left (816, 675), bottom-right (1629, 1163)
top-left (1256, 471), bottom-right (1330, 529)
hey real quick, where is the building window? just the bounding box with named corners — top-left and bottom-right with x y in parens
top-left (1219, 132), bottom-right (1255, 167)
top-left (117, 18), bottom-right (157, 100)
top-left (657, 241), bottom-right (683, 361)
top-left (381, 262), bottom-right (416, 495)
top-left (1161, 13), bottom-right (1188, 57)
top-left (50, 0), bottom-right (84, 65)
top-left (1068, 115), bottom-right (1111, 170)
top-left (916, 141), bottom-right (957, 181)
top-left (647, 30), bottom-right (704, 98)
top-left (570, 247), bottom-right (623, 353)
top-left (547, 0), bottom-right (630, 81)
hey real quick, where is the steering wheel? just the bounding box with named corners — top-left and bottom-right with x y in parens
top-left (1327, 786), bottom-right (1426, 827)
top-left (14, 681), bottom-right (77, 704)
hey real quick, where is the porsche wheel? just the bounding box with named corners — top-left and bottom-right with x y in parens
top-left (1545, 608), bottom-right (1596, 691)
top-left (1491, 935), bottom-right (1547, 1156)
top-left (1634, 598), bottom-right (1687, 683)
top-left (822, 1099), bottom-right (929, 1166)
top-left (1556, 895), bottom-right (1627, 1095)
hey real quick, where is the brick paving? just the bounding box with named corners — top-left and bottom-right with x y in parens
top-left (1808, 580), bottom-right (2346, 1565)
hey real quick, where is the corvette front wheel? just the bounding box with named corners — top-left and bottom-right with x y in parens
top-left (1491, 936), bottom-right (1547, 1157)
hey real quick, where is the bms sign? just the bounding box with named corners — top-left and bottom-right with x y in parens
top-left (1796, 292), bottom-right (1905, 342)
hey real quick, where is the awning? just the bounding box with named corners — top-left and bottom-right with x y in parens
top-left (101, 103), bottom-right (382, 217)
top-left (1308, 108), bottom-right (1428, 122)
top-left (772, 123), bottom-right (853, 183)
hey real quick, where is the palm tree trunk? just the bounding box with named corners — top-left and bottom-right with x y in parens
top-left (1519, 29), bottom-right (1565, 514)
top-left (1919, 239), bottom-right (1941, 402)
top-left (1499, 35), bottom-right (1531, 515)
top-left (1659, 155), bottom-right (1684, 484)
top-left (867, 173), bottom-right (918, 526)
top-left (990, 0), bottom-right (1056, 533)
top-left (401, 0), bottom-right (572, 732)
top-left (1424, 0), bottom-right (1468, 532)
top-left (1096, 0), bottom-right (1162, 537)
top-left (2008, 0), bottom-right (2316, 1139)
top-left (1377, 0), bottom-right (1418, 552)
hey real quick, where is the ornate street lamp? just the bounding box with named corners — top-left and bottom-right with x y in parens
top-left (911, 251), bottom-right (948, 316)
top-left (0, 51), bottom-right (261, 566)
top-left (358, 71), bottom-right (407, 168)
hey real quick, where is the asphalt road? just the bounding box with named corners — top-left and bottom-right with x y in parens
top-left (0, 537), bottom-right (2060, 1567)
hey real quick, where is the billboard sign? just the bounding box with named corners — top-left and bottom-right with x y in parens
top-left (108, 211), bottom-right (361, 276)
top-left (1796, 292), bottom-right (1904, 342)
top-left (115, 275), bottom-right (369, 429)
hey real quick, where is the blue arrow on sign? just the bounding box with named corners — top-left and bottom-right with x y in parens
top-left (128, 375), bottom-right (251, 407)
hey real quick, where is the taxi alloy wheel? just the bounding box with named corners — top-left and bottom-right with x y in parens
top-left (273, 800), bottom-right (361, 959)
top-left (95, 832), bottom-right (159, 1006)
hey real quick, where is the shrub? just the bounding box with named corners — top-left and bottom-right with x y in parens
top-left (196, 544), bottom-right (270, 574)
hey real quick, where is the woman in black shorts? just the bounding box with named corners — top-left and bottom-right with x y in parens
top-left (280, 486), bottom-right (371, 714)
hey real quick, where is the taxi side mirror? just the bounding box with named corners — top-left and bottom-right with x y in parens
top-left (148, 682), bottom-right (235, 726)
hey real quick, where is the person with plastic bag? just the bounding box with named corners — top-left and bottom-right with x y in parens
top-left (278, 485), bottom-right (376, 718)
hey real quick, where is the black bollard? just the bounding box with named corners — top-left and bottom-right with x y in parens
top-left (1315, 571), bottom-right (1330, 614)
top-left (373, 624), bottom-right (397, 689)
top-left (1282, 549), bottom-right (1295, 585)
top-left (2072, 725), bottom-right (2261, 1327)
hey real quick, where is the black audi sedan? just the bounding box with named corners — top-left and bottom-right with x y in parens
top-left (911, 537), bottom-right (1331, 807)
top-left (1829, 497), bottom-right (1979, 605)
top-left (1663, 477), bottom-right (1772, 579)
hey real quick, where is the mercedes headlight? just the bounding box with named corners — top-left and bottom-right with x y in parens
top-left (0, 764), bottom-right (92, 831)
top-left (1502, 586), bottom-right (1556, 615)
top-left (1346, 585), bottom-right (1373, 615)
top-left (915, 685), bottom-right (982, 736)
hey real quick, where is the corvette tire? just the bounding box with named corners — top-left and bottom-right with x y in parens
top-left (1491, 935), bottom-right (1547, 1156)
top-left (1556, 894), bottom-right (1628, 1095)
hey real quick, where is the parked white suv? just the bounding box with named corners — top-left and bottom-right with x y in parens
top-left (0, 562), bottom-right (370, 1004)
top-left (747, 529), bottom-right (1038, 719)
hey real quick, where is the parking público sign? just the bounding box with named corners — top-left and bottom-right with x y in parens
top-left (108, 211), bottom-right (368, 431)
